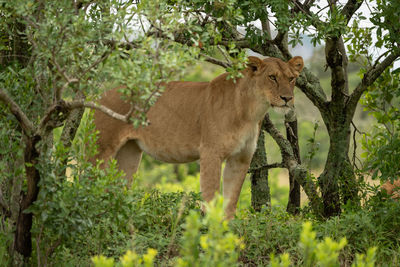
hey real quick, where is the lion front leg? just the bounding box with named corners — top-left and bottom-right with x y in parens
top-left (223, 154), bottom-right (252, 219)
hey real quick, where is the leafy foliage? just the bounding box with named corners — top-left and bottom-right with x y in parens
top-left (361, 69), bottom-right (400, 182)
top-left (177, 195), bottom-right (243, 266)
top-left (93, 248), bottom-right (157, 267)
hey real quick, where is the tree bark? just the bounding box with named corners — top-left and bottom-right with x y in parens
top-left (319, 113), bottom-right (360, 217)
top-left (249, 128), bottom-right (270, 211)
top-left (14, 135), bottom-right (41, 258)
top-left (60, 90), bottom-right (85, 149)
top-left (285, 111), bottom-right (301, 214)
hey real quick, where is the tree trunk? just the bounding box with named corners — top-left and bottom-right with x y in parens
top-left (250, 128), bottom-right (270, 211)
top-left (285, 113), bottom-right (301, 215)
top-left (60, 107), bottom-right (85, 149)
top-left (318, 117), bottom-right (358, 217)
top-left (14, 135), bottom-right (41, 258)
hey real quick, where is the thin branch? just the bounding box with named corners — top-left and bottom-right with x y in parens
top-left (248, 162), bottom-right (285, 173)
top-left (219, 39), bottom-right (258, 49)
top-left (217, 45), bottom-right (232, 65)
top-left (290, 0), bottom-right (325, 30)
top-left (142, 83), bottom-right (164, 114)
top-left (98, 39), bottom-right (140, 50)
top-left (315, 5), bottom-right (330, 15)
top-left (351, 120), bottom-right (363, 170)
top-left (78, 48), bottom-right (114, 80)
top-left (50, 50), bottom-right (80, 102)
top-left (64, 100), bottom-right (143, 123)
top-left (45, 238), bottom-right (62, 261)
top-left (291, 0), bottom-right (308, 14)
top-left (351, 122), bottom-right (358, 170)
top-left (303, 0), bottom-right (316, 9)
top-left (200, 53), bottom-right (231, 68)
top-left (351, 120), bottom-right (366, 135)
top-left (372, 50), bottom-right (390, 69)
top-left (56, 78), bottom-right (79, 101)
top-left (51, 52), bottom-right (70, 83)
top-left (0, 88), bottom-right (35, 135)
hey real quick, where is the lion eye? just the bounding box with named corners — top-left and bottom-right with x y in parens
top-left (269, 75), bottom-right (277, 81)
top-left (289, 77), bottom-right (295, 82)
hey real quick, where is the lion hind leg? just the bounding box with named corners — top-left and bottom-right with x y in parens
top-left (199, 151), bottom-right (223, 214)
top-left (115, 139), bottom-right (143, 185)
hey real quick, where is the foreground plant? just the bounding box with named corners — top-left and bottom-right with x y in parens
top-left (270, 222), bottom-right (376, 267)
top-left (92, 195), bottom-right (243, 267)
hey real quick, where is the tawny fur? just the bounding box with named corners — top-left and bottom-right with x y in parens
top-left (93, 56), bottom-right (304, 219)
top-left (381, 179), bottom-right (400, 199)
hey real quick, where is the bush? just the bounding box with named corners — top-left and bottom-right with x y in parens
top-left (232, 202), bottom-right (399, 266)
top-left (177, 195), bottom-right (243, 266)
top-left (93, 248), bottom-right (157, 267)
top-left (231, 208), bottom-right (303, 265)
top-left (271, 222), bottom-right (376, 267)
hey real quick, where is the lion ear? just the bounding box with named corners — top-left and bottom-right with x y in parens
top-left (247, 56), bottom-right (263, 72)
top-left (288, 56), bottom-right (304, 74)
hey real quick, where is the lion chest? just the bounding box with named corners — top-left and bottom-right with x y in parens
top-left (229, 123), bottom-right (259, 158)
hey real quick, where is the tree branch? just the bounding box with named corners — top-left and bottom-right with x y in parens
top-left (248, 162), bottom-right (285, 173)
top-left (325, 37), bottom-right (348, 103)
top-left (200, 53), bottom-right (231, 68)
top-left (273, 30), bottom-right (291, 60)
top-left (261, 16), bottom-right (272, 40)
top-left (217, 45), bottom-right (232, 65)
top-left (263, 114), bottom-right (323, 216)
top-left (63, 100), bottom-right (142, 123)
top-left (78, 47), bottom-right (114, 80)
top-left (295, 67), bottom-right (328, 111)
top-left (0, 88), bottom-right (35, 135)
top-left (348, 50), bottom-right (400, 113)
top-left (56, 79), bottom-right (79, 101)
top-left (342, 0), bottom-right (364, 24)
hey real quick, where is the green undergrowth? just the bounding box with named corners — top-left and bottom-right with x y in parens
top-left (90, 192), bottom-right (399, 267)
top-left (15, 185), bottom-right (397, 266)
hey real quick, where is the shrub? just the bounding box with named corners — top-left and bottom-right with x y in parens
top-left (270, 222), bottom-right (376, 267)
top-left (93, 248), bottom-right (157, 267)
top-left (177, 195), bottom-right (243, 266)
top-left (231, 207), bottom-right (303, 265)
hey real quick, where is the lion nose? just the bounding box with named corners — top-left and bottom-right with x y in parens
top-left (280, 96), bottom-right (293, 103)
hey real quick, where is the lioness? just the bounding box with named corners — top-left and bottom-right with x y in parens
top-left (94, 56), bottom-right (304, 218)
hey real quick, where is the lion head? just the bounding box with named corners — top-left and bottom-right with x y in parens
top-left (247, 56), bottom-right (304, 108)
